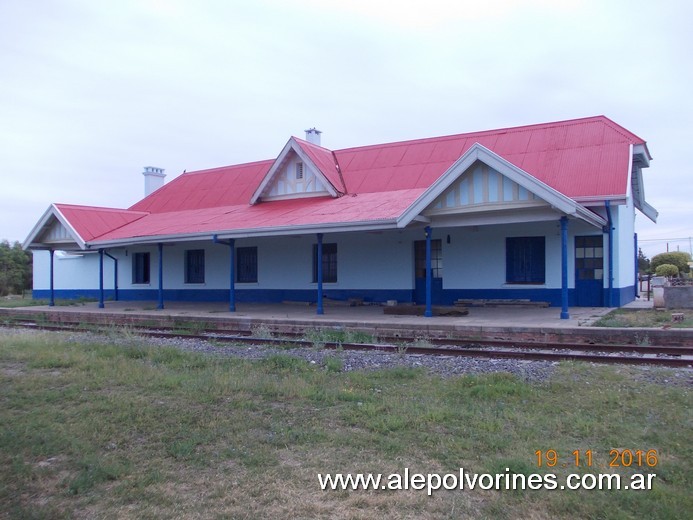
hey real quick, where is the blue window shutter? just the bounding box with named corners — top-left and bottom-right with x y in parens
top-left (506, 237), bottom-right (545, 284)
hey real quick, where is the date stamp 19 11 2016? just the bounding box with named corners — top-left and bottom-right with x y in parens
top-left (535, 449), bottom-right (658, 469)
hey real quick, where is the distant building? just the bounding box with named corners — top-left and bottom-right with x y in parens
top-left (24, 116), bottom-right (657, 317)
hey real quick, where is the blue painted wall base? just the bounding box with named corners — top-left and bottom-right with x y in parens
top-left (33, 285), bottom-right (636, 308)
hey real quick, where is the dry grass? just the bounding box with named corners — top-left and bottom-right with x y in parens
top-left (0, 331), bottom-right (691, 519)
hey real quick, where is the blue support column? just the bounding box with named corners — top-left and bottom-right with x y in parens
top-left (98, 249), bottom-right (105, 309)
top-left (157, 243), bottom-right (164, 310)
top-left (634, 233), bottom-right (638, 299)
top-left (560, 217), bottom-right (570, 320)
top-left (48, 249), bottom-right (55, 307)
top-left (605, 201), bottom-right (614, 307)
top-left (229, 238), bottom-right (236, 312)
top-left (424, 226), bottom-right (433, 318)
top-left (316, 233), bottom-right (324, 315)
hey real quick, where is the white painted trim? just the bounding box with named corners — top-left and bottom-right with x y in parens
top-left (626, 143), bottom-right (634, 200)
top-left (640, 201), bottom-right (659, 223)
top-left (396, 143), bottom-right (606, 229)
top-left (261, 191), bottom-right (331, 201)
top-left (249, 138), bottom-right (339, 204)
top-left (627, 143), bottom-right (658, 223)
top-left (424, 199), bottom-right (547, 217)
top-left (633, 143), bottom-right (651, 167)
top-left (428, 207), bottom-right (568, 228)
top-left (574, 196), bottom-right (627, 205)
top-left (22, 204), bottom-right (86, 250)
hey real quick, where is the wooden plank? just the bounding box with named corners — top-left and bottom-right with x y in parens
top-left (383, 305), bottom-right (469, 316)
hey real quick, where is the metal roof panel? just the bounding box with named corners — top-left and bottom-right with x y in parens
top-left (45, 116), bottom-right (649, 245)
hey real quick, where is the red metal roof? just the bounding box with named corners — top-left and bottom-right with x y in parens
top-left (334, 116), bottom-right (644, 198)
top-left (55, 204), bottom-right (147, 242)
top-left (130, 160), bottom-right (273, 213)
top-left (97, 190), bottom-right (424, 242)
top-left (42, 116), bottom-right (648, 245)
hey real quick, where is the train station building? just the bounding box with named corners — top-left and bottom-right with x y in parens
top-left (23, 116), bottom-right (658, 318)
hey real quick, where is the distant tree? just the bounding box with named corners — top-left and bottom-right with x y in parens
top-left (650, 252), bottom-right (691, 276)
top-left (655, 264), bottom-right (679, 278)
top-left (637, 248), bottom-right (650, 275)
top-left (0, 240), bottom-right (32, 296)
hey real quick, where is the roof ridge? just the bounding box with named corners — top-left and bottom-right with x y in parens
top-left (331, 149), bottom-right (347, 194)
top-left (331, 115), bottom-right (640, 154)
top-left (55, 203), bottom-right (147, 214)
top-left (183, 158), bottom-right (275, 176)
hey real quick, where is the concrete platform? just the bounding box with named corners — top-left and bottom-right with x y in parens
top-left (4, 300), bottom-right (614, 328)
top-left (2, 300), bottom-right (691, 345)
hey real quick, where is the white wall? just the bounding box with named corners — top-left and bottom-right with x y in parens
top-left (236, 233), bottom-right (416, 290)
top-left (33, 250), bottom-right (110, 290)
top-left (442, 221), bottom-right (566, 289)
top-left (613, 201), bottom-right (636, 288)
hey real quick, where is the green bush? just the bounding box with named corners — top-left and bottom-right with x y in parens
top-left (650, 251), bottom-right (691, 275)
top-left (655, 263), bottom-right (679, 277)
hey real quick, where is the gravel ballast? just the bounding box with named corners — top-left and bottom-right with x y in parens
top-left (2, 327), bottom-right (691, 386)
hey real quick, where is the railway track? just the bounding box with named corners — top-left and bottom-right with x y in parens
top-left (3, 319), bottom-right (692, 368)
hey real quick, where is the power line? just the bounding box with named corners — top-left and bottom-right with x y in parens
top-left (638, 237), bottom-right (692, 242)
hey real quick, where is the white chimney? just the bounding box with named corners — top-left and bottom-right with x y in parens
top-left (142, 166), bottom-right (166, 196)
top-left (305, 128), bottom-right (322, 146)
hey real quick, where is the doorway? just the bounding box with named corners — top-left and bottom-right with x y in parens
top-left (575, 235), bottom-right (604, 306)
top-left (414, 239), bottom-right (443, 304)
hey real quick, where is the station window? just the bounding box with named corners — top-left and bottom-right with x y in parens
top-left (575, 236), bottom-right (604, 280)
top-left (414, 239), bottom-right (443, 279)
top-left (185, 249), bottom-right (205, 284)
top-left (132, 252), bottom-right (150, 284)
top-left (506, 237), bottom-right (545, 284)
top-left (313, 243), bottom-right (337, 283)
top-left (237, 247), bottom-right (258, 283)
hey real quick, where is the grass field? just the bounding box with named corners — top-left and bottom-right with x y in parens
top-left (0, 331), bottom-right (691, 519)
top-left (594, 308), bottom-right (693, 328)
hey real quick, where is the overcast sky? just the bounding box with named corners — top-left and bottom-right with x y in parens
top-left (1, 0), bottom-right (691, 258)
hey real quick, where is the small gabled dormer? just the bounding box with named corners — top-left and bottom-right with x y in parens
top-left (250, 129), bottom-right (345, 204)
top-left (256, 151), bottom-right (332, 201)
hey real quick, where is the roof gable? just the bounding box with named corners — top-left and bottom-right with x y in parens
top-left (258, 149), bottom-right (332, 201)
top-left (250, 138), bottom-right (344, 204)
top-left (24, 204), bottom-right (148, 250)
top-left (398, 143), bottom-right (606, 229)
top-left (426, 160), bottom-right (546, 215)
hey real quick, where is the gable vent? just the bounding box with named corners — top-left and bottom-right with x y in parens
top-left (296, 162), bottom-right (304, 180)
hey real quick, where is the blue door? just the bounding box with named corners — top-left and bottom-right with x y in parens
top-left (575, 235), bottom-right (604, 307)
top-left (414, 239), bottom-right (443, 304)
